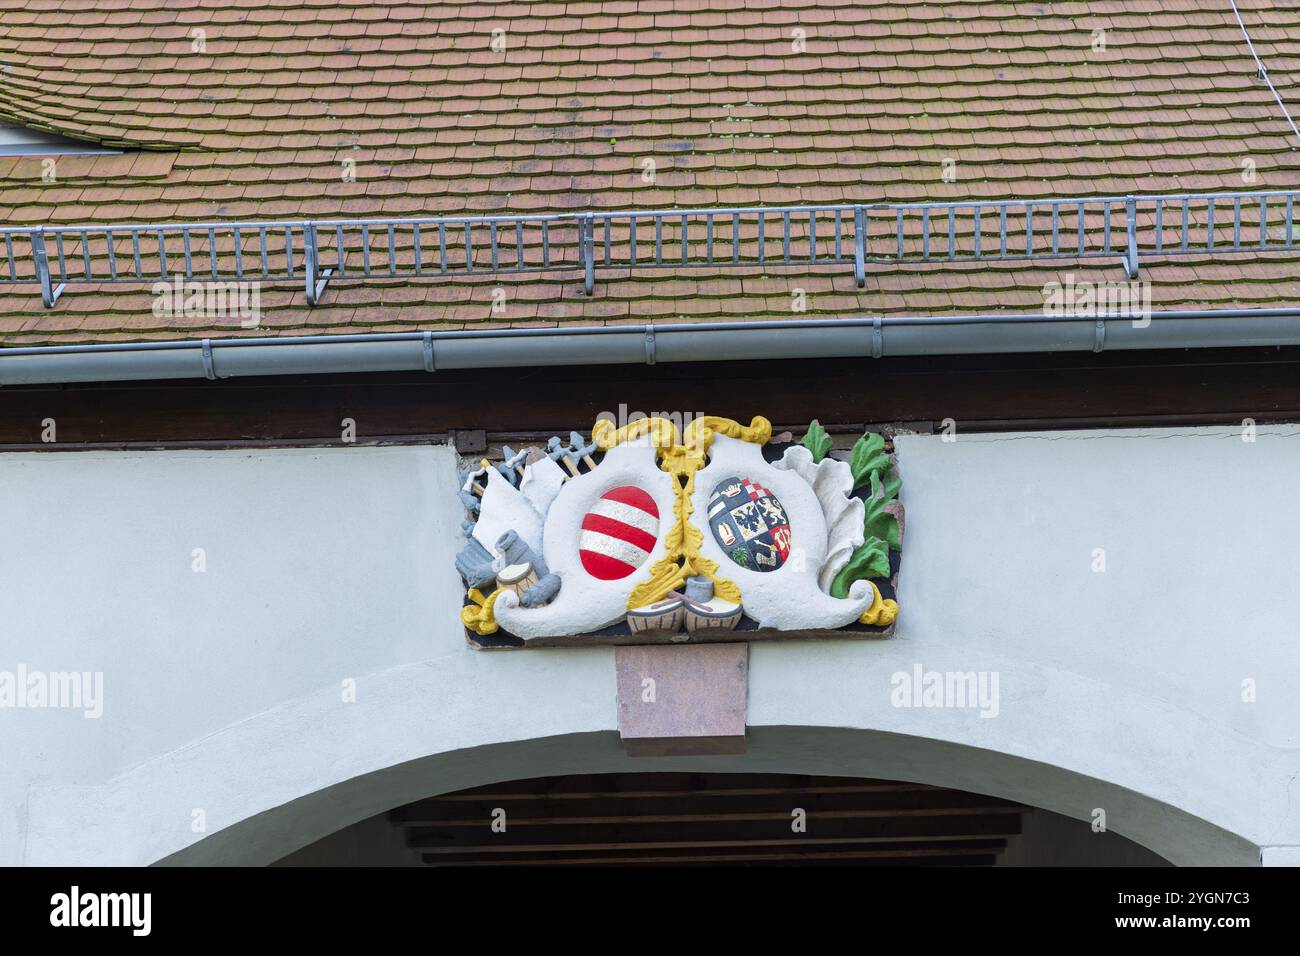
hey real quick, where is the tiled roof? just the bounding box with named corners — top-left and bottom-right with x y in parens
top-left (1, 0), bottom-right (1299, 344)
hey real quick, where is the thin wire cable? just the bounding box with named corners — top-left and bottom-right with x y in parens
top-left (1228, 0), bottom-right (1300, 143)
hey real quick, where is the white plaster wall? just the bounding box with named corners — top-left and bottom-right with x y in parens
top-left (2, 427), bottom-right (1298, 866)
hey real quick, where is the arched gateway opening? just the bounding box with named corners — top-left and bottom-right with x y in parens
top-left (141, 727), bottom-right (1251, 868)
top-left (274, 772), bottom-right (1171, 867)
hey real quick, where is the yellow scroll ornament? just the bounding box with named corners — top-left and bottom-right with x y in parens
top-left (859, 582), bottom-right (900, 627)
top-left (461, 586), bottom-right (503, 637)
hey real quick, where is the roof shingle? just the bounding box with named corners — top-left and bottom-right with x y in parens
top-left (1, 0), bottom-right (1299, 342)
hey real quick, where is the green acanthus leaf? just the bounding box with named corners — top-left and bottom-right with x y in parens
top-left (830, 536), bottom-right (892, 597)
top-left (800, 420), bottom-right (833, 463)
top-left (849, 432), bottom-right (891, 489)
top-left (863, 472), bottom-right (902, 550)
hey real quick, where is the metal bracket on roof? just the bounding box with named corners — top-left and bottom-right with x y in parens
top-left (1093, 316), bottom-right (1107, 353)
top-left (644, 326), bottom-right (657, 365)
top-left (580, 213), bottom-right (596, 296)
top-left (871, 315), bottom-right (884, 358)
top-left (853, 206), bottom-right (867, 288)
top-left (303, 223), bottom-right (333, 306)
top-left (1122, 196), bottom-right (1140, 279)
top-left (307, 268), bottom-right (334, 306)
top-left (31, 229), bottom-right (66, 308)
top-left (422, 330), bottom-right (436, 372)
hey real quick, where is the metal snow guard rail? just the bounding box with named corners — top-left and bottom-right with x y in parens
top-left (3, 189), bottom-right (1299, 307)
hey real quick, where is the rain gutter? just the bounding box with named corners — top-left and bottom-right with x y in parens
top-left (2, 308), bottom-right (1300, 385)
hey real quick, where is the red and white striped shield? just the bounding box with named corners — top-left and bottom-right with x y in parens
top-left (578, 485), bottom-right (660, 580)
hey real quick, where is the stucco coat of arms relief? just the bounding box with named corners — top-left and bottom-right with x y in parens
top-left (455, 415), bottom-right (903, 649)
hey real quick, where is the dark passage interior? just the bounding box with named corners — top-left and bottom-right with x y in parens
top-left (275, 772), bottom-right (1171, 867)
